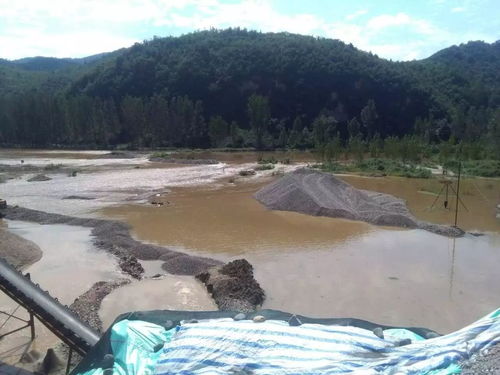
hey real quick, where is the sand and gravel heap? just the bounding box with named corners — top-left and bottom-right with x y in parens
top-left (196, 259), bottom-right (265, 312)
top-left (255, 168), bottom-right (463, 237)
top-left (0, 228), bottom-right (42, 269)
top-left (461, 343), bottom-right (500, 374)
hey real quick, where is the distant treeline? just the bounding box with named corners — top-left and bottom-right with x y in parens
top-left (1, 91), bottom-right (498, 163)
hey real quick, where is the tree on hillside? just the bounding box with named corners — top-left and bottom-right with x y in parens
top-left (369, 133), bottom-right (383, 157)
top-left (247, 94), bottom-right (270, 150)
top-left (312, 114), bottom-right (337, 148)
top-left (187, 100), bottom-right (208, 148)
top-left (287, 116), bottom-right (303, 148)
top-left (360, 99), bottom-right (378, 137)
top-left (121, 96), bottom-right (145, 147)
top-left (347, 117), bottom-right (362, 139)
top-left (208, 115), bottom-right (229, 147)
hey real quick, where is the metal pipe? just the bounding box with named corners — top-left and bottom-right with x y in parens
top-left (0, 258), bottom-right (99, 355)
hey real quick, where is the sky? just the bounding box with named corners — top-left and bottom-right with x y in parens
top-left (0, 0), bottom-right (499, 61)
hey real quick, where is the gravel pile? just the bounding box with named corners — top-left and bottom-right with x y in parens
top-left (196, 259), bottom-right (265, 312)
top-left (255, 169), bottom-right (464, 237)
top-left (27, 174), bottom-right (52, 182)
top-left (461, 343), bottom-right (500, 374)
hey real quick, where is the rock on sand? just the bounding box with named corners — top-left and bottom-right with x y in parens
top-left (28, 174), bottom-right (52, 182)
top-left (196, 259), bottom-right (265, 312)
top-left (0, 228), bottom-right (42, 269)
top-left (255, 168), bottom-right (463, 237)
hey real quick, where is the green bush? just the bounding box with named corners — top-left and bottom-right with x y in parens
top-left (239, 170), bottom-right (256, 176)
top-left (254, 164), bottom-right (275, 171)
top-left (257, 156), bottom-right (278, 164)
top-left (446, 160), bottom-right (500, 177)
top-left (321, 158), bottom-right (431, 178)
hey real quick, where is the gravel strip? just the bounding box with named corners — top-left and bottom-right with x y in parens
top-left (69, 279), bottom-right (131, 333)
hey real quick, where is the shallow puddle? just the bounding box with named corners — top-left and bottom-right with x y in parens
top-left (0, 221), bottom-right (121, 366)
top-left (99, 276), bottom-right (217, 330)
top-left (5, 221), bottom-right (120, 304)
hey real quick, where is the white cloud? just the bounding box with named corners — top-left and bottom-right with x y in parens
top-left (0, 0), bottom-right (496, 61)
top-left (346, 9), bottom-right (368, 21)
top-left (451, 6), bottom-right (466, 12)
top-left (324, 11), bottom-right (485, 60)
top-left (0, 0), bottom-right (192, 24)
top-left (0, 28), bottom-right (138, 59)
top-left (156, 0), bottom-right (323, 36)
top-left (366, 13), bottom-right (438, 35)
top-left (0, 0), bottom-right (326, 58)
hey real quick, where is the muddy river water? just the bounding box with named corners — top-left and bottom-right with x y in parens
top-left (102, 177), bottom-right (500, 333)
top-left (0, 150), bottom-right (499, 353)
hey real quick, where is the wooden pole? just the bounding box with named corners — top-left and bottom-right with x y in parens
top-left (454, 161), bottom-right (461, 227)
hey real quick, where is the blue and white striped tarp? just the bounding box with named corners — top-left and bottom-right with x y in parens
top-left (155, 309), bottom-right (500, 375)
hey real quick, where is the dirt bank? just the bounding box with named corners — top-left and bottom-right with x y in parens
top-left (0, 227), bottom-right (42, 269)
top-left (1, 205), bottom-right (222, 278)
top-left (255, 169), bottom-right (464, 237)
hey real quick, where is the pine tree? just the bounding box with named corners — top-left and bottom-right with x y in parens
top-left (360, 99), bottom-right (378, 137)
top-left (247, 94), bottom-right (270, 150)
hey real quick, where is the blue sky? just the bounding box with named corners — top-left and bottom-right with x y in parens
top-left (0, 0), bottom-right (498, 61)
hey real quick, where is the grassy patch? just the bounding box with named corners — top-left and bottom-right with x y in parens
top-left (151, 151), bottom-right (197, 160)
top-left (320, 158), bottom-right (432, 178)
top-left (445, 160), bottom-right (500, 178)
top-left (257, 156), bottom-right (278, 164)
top-left (254, 164), bottom-right (275, 171)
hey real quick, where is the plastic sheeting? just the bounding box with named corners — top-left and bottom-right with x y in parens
top-left (79, 320), bottom-right (174, 375)
top-left (78, 309), bottom-right (500, 375)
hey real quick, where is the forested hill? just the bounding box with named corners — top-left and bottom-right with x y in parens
top-left (0, 29), bottom-right (499, 154)
top-left (68, 30), bottom-right (433, 137)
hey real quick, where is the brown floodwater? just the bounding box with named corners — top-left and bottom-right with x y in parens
top-left (102, 175), bottom-right (500, 333)
top-left (341, 175), bottom-right (500, 232)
